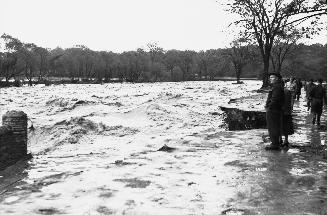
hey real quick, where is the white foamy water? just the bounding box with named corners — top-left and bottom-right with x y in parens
top-left (1, 81), bottom-right (262, 155)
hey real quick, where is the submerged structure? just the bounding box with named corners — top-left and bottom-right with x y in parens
top-left (220, 106), bottom-right (266, 130)
top-left (220, 93), bottom-right (267, 130)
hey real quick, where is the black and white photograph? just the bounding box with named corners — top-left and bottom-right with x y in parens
top-left (1, 0), bottom-right (327, 214)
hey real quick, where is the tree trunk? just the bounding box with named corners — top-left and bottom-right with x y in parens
top-left (261, 55), bottom-right (270, 88)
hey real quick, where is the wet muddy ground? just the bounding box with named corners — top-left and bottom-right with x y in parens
top-left (0, 81), bottom-right (327, 215)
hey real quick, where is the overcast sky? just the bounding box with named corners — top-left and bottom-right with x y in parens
top-left (1, 0), bottom-right (326, 52)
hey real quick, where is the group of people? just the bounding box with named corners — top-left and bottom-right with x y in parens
top-left (264, 73), bottom-right (327, 151)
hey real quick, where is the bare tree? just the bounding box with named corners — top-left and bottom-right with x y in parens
top-left (224, 0), bottom-right (327, 87)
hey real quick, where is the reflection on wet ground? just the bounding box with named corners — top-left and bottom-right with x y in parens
top-left (0, 84), bottom-right (327, 214)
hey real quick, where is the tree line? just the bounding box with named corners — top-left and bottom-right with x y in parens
top-left (1, 1), bottom-right (326, 87)
top-left (0, 33), bottom-right (326, 87)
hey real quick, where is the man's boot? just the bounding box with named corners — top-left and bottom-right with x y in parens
top-left (265, 136), bottom-right (281, 151)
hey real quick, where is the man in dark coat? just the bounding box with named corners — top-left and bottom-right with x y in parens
top-left (309, 78), bottom-right (327, 125)
top-left (265, 73), bottom-right (284, 150)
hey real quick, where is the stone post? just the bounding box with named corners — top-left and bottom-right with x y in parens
top-left (2, 110), bottom-right (28, 160)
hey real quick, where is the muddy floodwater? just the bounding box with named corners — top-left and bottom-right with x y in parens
top-left (0, 81), bottom-right (327, 215)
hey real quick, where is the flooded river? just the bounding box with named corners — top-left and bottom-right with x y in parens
top-left (0, 81), bottom-right (326, 214)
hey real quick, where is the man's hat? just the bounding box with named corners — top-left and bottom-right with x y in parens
top-left (268, 72), bottom-right (282, 79)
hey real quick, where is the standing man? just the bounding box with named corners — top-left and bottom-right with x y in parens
top-left (304, 79), bottom-right (316, 111)
top-left (265, 73), bottom-right (285, 150)
top-left (309, 78), bottom-right (327, 125)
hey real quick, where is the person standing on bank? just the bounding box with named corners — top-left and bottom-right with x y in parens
top-left (309, 78), bottom-right (327, 125)
top-left (304, 79), bottom-right (316, 111)
top-left (265, 73), bottom-right (285, 150)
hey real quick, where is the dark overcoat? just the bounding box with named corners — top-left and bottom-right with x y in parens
top-left (265, 81), bottom-right (284, 145)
